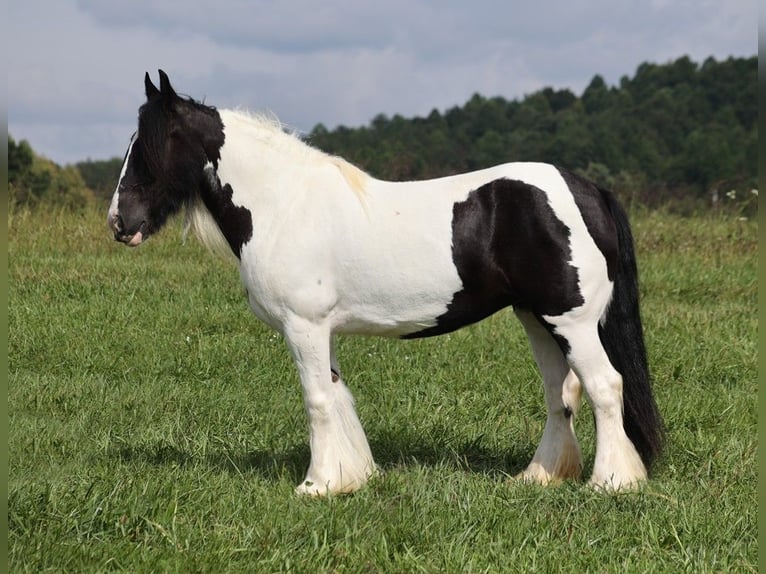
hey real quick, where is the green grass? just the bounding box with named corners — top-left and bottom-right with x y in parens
top-left (9, 206), bottom-right (757, 572)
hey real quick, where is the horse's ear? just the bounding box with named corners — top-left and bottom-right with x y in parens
top-left (158, 69), bottom-right (179, 101)
top-left (145, 72), bottom-right (160, 99)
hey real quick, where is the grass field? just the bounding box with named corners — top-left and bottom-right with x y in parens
top-left (8, 205), bottom-right (757, 572)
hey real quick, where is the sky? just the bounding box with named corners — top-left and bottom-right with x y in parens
top-left (8, 0), bottom-right (758, 166)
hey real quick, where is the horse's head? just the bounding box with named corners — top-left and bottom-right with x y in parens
top-left (107, 70), bottom-right (224, 246)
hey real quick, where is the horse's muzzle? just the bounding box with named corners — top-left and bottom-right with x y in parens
top-left (108, 212), bottom-right (145, 247)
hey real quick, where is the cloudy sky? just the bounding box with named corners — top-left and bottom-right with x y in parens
top-left (8, 0), bottom-right (757, 165)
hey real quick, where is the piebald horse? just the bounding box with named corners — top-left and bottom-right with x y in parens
top-left (108, 71), bottom-right (662, 495)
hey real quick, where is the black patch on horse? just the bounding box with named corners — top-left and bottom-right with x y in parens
top-left (533, 312), bottom-right (572, 356)
top-left (403, 177), bottom-right (584, 339)
top-left (558, 168), bottom-right (618, 281)
top-left (202, 167), bottom-right (253, 257)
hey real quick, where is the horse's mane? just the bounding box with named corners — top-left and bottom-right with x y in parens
top-left (184, 109), bottom-right (370, 261)
top-left (221, 110), bottom-right (370, 199)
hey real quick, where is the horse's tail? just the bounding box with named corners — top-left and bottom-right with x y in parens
top-left (598, 189), bottom-right (664, 472)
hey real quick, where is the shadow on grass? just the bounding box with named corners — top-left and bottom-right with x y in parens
top-left (368, 427), bottom-right (534, 479)
top-left (110, 426), bottom-right (535, 486)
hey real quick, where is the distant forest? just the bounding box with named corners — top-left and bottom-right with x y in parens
top-left (8, 55), bottom-right (757, 214)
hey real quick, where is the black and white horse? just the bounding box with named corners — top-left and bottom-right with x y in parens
top-left (108, 71), bottom-right (662, 495)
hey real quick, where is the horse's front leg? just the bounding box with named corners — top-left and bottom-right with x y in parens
top-left (283, 318), bottom-right (376, 495)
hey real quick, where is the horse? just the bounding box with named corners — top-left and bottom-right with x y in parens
top-left (108, 70), bottom-right (663, 495)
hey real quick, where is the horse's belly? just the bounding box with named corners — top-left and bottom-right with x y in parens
top-left (331, 269), bottom-right (464, 337)
top-left (330, 214), bottom-right (465, 337)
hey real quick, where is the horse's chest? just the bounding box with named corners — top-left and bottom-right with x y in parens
top-left (236, 249), bottom-right (290, 329)
top-left (244, 290), bottom-right (283, 331)
top-left (237, 236), bottom-right (340, 329)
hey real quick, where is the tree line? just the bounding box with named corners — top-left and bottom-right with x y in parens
top-left (8, 136), bottom-right (99, 211)
top-left (8, 55), bottom-right (756, 214)
top-left (308, 55), bottom-right (756, 211)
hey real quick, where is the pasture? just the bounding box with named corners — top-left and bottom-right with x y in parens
top-left (8, 205), bottom-right (757, 572)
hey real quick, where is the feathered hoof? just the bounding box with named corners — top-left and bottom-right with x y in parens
top-left (294, 467), bottom-right (378, 497)
top-left (295, 481), bottom-right (356, 497)
top-left (588, 472), bottom-right (647, 492)
top-left (512, 461), bottom-right (582, 486)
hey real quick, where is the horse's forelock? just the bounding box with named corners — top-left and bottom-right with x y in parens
top-left (136, 101), bottom-right (172, 181)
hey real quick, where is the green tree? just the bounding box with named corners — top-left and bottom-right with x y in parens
top-left (9, 136), bottom-right (34, 183)
top-left (303, 55), bottom-right (756, 210)
top-left (76, 158), bottom-right (123, 200)
top-left (582, 75), bottom-right (611, 114)
top-left (9, 135), bottom-right (95, 211)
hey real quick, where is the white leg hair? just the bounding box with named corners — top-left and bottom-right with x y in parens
top-left (283, 318), bottom-right (376, 496)
top-left (551, 319), bottom-right (647, 490)
top-left (515, 311), bottom-right (583, 484)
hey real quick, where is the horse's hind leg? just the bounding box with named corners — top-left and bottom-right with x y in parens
top-left (515, 310), bottom-right (583, 484)
top-left (283, 317), bottom-right (376, 495)
top-left (546, 317), bottom-right (647, 489)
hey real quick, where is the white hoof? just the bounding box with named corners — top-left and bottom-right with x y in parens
top-left (588, 469), bottom-right (647, 491)
top-left (515, 456), bottom-right (582, 486)
top-left (295, 480), bottom-right (334, 497)
top-left (295, 469), bottom-right (373, 497)
top-left (517, 420), bottom-right (583, 485)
